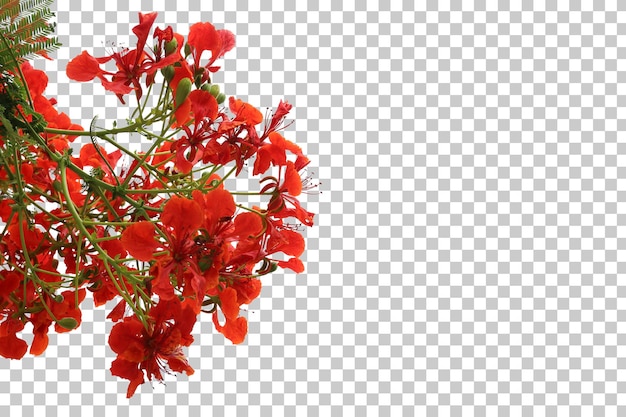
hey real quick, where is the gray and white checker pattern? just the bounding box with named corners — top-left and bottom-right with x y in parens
top-left (3, 0), bottom-right (626, 415)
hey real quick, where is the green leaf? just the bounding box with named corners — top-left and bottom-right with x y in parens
top-left (0, 0), bottom-right (60, 72)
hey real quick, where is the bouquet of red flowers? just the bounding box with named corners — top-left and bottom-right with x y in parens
top-left (0, 2), bottom-right (314, 397)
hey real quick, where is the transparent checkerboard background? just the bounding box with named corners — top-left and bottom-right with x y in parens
top-left (3, 0), bottom-right (626, 415)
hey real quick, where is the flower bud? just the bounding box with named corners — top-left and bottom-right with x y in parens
top-left (161, 65), bottom-right (175, 82)
top-left (201, 83), bottom-right (211, 92)
top-left (175, 78), bottom-right (192, 107)
top-left (209, 84), bottom-right (220, 97)
top-left (184, 43), bottom-right (192, 57)
top-left (216, 93), bottom-right (226, 104)
top-left (52, 180), bottom-right (63, 193)
top-left (165, 38), bottom-right (178, 55)
top-left (57, 317), bottom-right (79, 330)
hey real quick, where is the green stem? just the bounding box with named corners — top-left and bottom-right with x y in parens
top-left (58, 157), bottom-right (151, 330)
top-left (43, 122), bottom-right (145, 138)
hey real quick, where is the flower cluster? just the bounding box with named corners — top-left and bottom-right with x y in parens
top-left (0, 11), bottom-right (314, 397)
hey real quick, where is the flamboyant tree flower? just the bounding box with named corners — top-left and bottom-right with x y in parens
top-left (21, 62), bottom-right (83, 150)
top-left (262, 160), bottom-right (315, 227)
top-left (108, 297), bottom-right (196, 397)
top-left (171, 89), bottom-right (219, 173)
top-left (66, 12), bottom-right (184, 103)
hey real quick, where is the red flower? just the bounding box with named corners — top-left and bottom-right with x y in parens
top-left (108, 298), bottom-right (196, 397)
top-left (66, 12), bottom-right (183, 103)
top-left (268, 228), bottom-right (306, 273)
top-left (190, 188), bottom-right (237, 285)
top-left (21, 62), bottom-right (83, 150)
top-left (172, 89), bottom-right (219, 173)
top-left (262, 161), bottom-right (315, 227)
top-left (226, 211), bottom-right (265, 269)
top-left (200, 96), bottom-right (265, 174)
top-left (191, 188), bottom-right (235, 236)
top-left (150, 195), bottom-right (204, 301)
top-left (66, 50), bottom-right (134, 98)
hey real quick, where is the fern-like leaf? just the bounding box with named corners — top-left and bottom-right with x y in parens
top-left (0, 0), bottom-right (60, 72)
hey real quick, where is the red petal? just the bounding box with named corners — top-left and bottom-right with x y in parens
top-left (151, 263), bottom-right (176, 300)
top-left (0, 319), bottom-right (27, 360)
top-left (219, 287), bottom-right (240, 320)
top-left (176, 299), bottom-right (198, 346)
top-left (154, 26), bottom-right (173, 43)
top-left (188, 22), bottom-right (221, 66)
top-left (217, 29), bottom-right (236, 57)
top-left (0, 334), bottom-right (27, 360)
top-left (109, 317), bottom-right (146, 362)
top-left (107, 299), bottom-right (127, 322)
top-left (149, 297), bottom-right (180, 325)
top-left (161, 195), bottom-right (203, 233)
top-left (193, 188), bottom-right (235, 228)
top-left (66, 51), bottom-right (105, 82)
top-left (212, 312), bottom-right (247, 344)
top-left (110, 358), bottom-right (145, 398)
top-left (203, 267), bottom-right (219, 291)
top-left (255, 148), bottom-right (289, 176)
top-left (277, 257), bottom-right (304, 273)
top-left (0, 271), bottom-right (21, 299)
top-left (98, 76), bottom-right (134, 96)
top-left (268, 131), bottom-right (309, 171)
top-left (283, 162), bottom-right (302, 196)
top-left (229, 97), bottom-right (263, 125)
top-left (270, 229), bottom-right (305, 257)
top-left (270, 131), bottom-right (303, 157)
top-left (173, 96), bottom-right (192, 128)
top-left (132, 12), bottom-right (158, 56)
top-left (166, 355), bottom-right (195, 376)
top-left (188, 89), bottom-right (218, 121)
top-left (233, 212), bottom-right (264, 239)
top-left (29, 329), bottom-right (49, 356)
top-left (101, 239), bottom-right (128, 259)
top-left (120, 221), bottom-right (159, 261)
top-left (78, 143), bottom-right (107, 168)
top-left (252, 146), bottom-right (273, 175)
top-left (232, 278), bottom-right (262, 305)
top-left (21, 63), bottom-right (48, 97)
